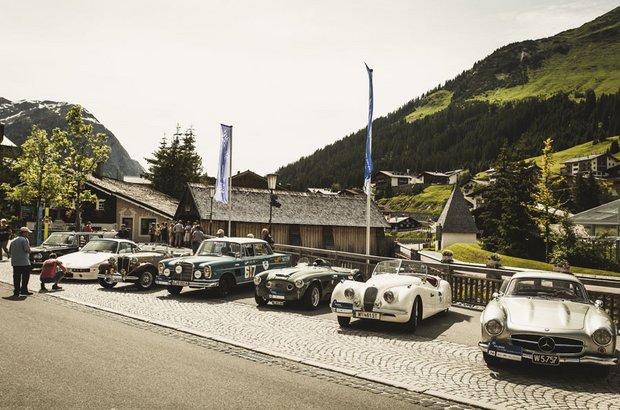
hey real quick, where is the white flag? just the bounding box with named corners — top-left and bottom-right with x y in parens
top-left (214, 124), bottom-right (232, 204)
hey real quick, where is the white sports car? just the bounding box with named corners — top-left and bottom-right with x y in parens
top-left (331, 259), bottom-right (452, 331)
top-left (479, 270), bottom-right (618, 376)
top-left (58, 238), bottom-right (141, 280)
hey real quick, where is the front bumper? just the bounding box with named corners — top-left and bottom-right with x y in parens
top-left (330, 300), bottom-right (410, 323)
top-left (255, 286), bottom-right (304, 302)
top-left (155, 276), bottom-right (219, 289)
top-left (479, 341), bottom-right (618, 366)
top-left (97, 272), bottom-right (139, 284)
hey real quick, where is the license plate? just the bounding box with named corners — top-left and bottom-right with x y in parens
top-left (488, 342), bottom-right (523, 362)
top-left (271, 300), bottom-right (285, 306)
top-left (172, 280), bottom-right (188, 286)
top-left (269, 294), bottom-right (285, 300)
top-left (532, 353), bottom-right (560, 366)
top-left (353, 311), bottom-right (381, 320)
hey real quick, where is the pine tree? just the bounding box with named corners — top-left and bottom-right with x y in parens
top-left (144, 125), bottom-right (203, 199)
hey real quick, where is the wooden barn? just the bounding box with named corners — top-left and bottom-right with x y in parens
top-left (176, 184), bottom-right (391, 255)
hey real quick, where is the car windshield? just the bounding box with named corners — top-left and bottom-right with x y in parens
top-left (196, 241), bottom-right (241, 257)
top-left (373, 260), bottom-right (428, 276)
top-left (505, 277), bottom-right (588, 302)
top-left (42, 232), bottom-right (74, 246)
top-left (80, 240), bottom-right (118, 253)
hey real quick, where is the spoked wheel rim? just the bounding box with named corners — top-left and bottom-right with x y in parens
top-left (139, 272), bottom-right (154, 288)
top-left (311, 286), bottom-right (320, 307)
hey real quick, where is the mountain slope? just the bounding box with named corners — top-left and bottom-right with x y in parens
top-left (276, 6), bottom-right (620, 191)
top-left (0, 98), bottom-right (143, 178)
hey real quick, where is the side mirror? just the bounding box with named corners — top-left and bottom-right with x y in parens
top-left (492, 292), bottom-right (503, 299)
top-left (594, 299), bottom-right (604, 309)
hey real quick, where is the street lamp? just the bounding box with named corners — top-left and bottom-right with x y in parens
top-left (266, 173), bottom-right (280, 234)
top-left (208, 185), bottom-right (215, 235)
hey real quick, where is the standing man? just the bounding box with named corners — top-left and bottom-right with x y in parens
top-left (0, 218), bottom-right (11, 261)
top-left (9, 226), bottom-right (33, 297)
top-left (262, 228), bottom-right (275, 247)
top-left (173, 220), bottom-right (184, 247)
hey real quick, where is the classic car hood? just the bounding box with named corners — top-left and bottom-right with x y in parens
top-left (59, 251), bottom-right (115, 268)
top-left (265, 265), bottom-right (323, 280)
top-left (31, 244), bottom-right (72, 252)
top-left (167, 255), bottom-right (224, 265)
top-left (365, 274), bottom-right (423, 290)
top-left (503, 297), bottom-right (590, 330)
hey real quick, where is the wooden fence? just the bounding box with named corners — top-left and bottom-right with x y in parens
top-left (274, 243), bottom-right (620, 326)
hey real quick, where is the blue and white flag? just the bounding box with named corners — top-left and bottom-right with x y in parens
top-left (364, 63), bottom-right (374, 194)
top-left (214, 124), bottom-right (232, 204)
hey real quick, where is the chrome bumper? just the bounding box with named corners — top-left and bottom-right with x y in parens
top-left (97, 273), bottom-right (139, 283)
top-left (479, 342), bottom-right (618, 366)
top-left (155, 277), bottom-right (219, 288)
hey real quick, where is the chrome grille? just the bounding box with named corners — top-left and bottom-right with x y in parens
top-left (510, 334), bottom-right (584, 354)
top-left (171, 262), bottom-right (193, 282)
top-left (118, 257), bottom-right (131, 273)
top-left (364, 287), bottom-right (378, 311)
top-left (271, 280), bottom-right (294, 291)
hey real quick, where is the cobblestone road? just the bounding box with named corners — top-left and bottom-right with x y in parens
top-left (1, 263), bottom-right (619, 410)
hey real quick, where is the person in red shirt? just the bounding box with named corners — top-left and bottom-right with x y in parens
top-left (39, 253), bottom-right (66, 291)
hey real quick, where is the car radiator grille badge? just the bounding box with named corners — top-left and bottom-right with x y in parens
top-left (538, 337), bottom-right (556, 353)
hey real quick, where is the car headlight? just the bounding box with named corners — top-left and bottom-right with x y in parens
top-left (203, 266), bottom-right (211, 278)
top-left (344, 287), bottom-right (355, 300)
top-left (193, 270), bottom-right (202, 279)
top-left (592, 328), bottom-right (613, 346)
top-left (266, 281), bottom-right (272, 289)
top-left (254, 276), bottom-right (261, 285)
top-left (383, 290), bottom-right (395, 303)
top-left (158, 263), bottom-right (164, 274)
top-left (34, 253), bottom-right (43, 261)
top-left (175, 265), bottom-right (183, 274)
top-left (130, 257), bottom-right (139, 265)
top-left (108, 256), bottom-right (117, 265)
top-left (163, 268), bottom-right (171, 276)
top-left (294, 279), bottom-right (304, 289)
top-left (485, 319), bottom-right (504, 336)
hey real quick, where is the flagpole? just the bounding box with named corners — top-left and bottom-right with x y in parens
top-left (228, 125), bottom-right (233, 235)
top-left (364, 63), bottom-right (374, 256)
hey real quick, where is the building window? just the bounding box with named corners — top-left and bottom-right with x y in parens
top-left (96, 199), bottom-right (106, 211)
top-left (140, 218), bottom-right (156, 236)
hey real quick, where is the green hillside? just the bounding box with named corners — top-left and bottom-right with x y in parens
top-left (528, 136), bottom-right (620, 174)
top-left (377, 185), bottom-right (453, 216)
top-left (277, 7), bottom-right (620, 191)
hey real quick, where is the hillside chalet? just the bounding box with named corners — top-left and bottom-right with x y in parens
top-left (562, 153), bottom-right (619, 178)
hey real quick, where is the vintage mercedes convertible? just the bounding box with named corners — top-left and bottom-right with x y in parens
top-left (479, 270), bottom-right (618, 376)
top-left (253, 257), bottom-right (363, 310)
top-left (156, 237), bottom-right (291, 296)
top-left (330, 259), bottom-right (451, 331)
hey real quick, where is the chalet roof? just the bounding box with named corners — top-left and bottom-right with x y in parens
top-left (376, 170), bottom-right (416, 178)
top-left (570, 199), bottom-right (620, 226)
top-left (422, 171), bottom-right (449, 177)
top-left (437, 186), bottom-right (478, 233)
top-left (562, 153), bottom-right (614, 164)
top-left (184, 184), bottom-right (389, 228)
top-left (87, 176), bottom-right (178, 219)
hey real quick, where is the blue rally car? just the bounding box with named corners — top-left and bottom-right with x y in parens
top-left (156, 237), bottom-right (291, 296)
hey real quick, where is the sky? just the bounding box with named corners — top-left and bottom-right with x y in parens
top-left (2, 0), bottom-right (618, 178)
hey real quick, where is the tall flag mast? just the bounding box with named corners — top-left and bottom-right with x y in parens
top-left (214, 124), bottom-right (233, 235)
top-left (364, 63), bottom-right (374, 256)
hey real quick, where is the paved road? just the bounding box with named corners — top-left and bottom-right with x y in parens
top-left (0, 289), bottom-right (431, 410)
top-left (1, 262), bottom-right (619, 409)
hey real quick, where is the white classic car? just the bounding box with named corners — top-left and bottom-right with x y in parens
top-left (479, 270), bottom-right (618, 376)
top-left (330, 259), bottom-right (452, 331)
top-left (58, 238), bottom-right (141, 280)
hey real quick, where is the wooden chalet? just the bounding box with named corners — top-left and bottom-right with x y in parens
top-left (176, 184), bottom-right (391, 255)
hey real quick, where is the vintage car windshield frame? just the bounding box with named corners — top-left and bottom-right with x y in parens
top-left (80, 239), bottom-right (119, 253)
top-left (42, 232), bottom-right (75, 246)
top-left (504, 277), bottom-right (589, 302)
top-left (373, 260), bottom-right (429, 277)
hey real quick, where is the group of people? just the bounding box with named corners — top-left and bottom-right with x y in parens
top-left (5, 225), bottom-right (65, 299)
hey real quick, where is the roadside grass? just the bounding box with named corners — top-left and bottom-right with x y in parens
top-left (378, 185), bottom-right (453, 216)
top-left (445, 242), bottom-right (620, 278)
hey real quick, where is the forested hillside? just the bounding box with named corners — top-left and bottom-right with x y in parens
top-left (277, 6), bottom-right (620, 191)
